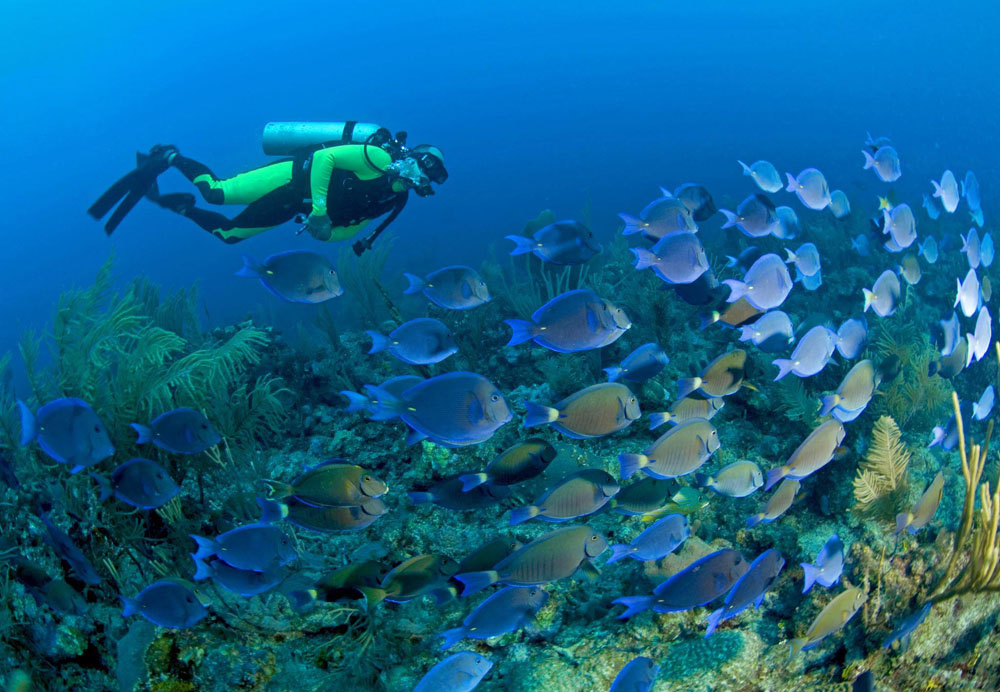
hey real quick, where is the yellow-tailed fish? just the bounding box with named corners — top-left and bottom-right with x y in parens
top-left (764, 419), bottom-right (845, 490)
top-left (524, 382), bottom-right (641, 439)
top-left (747, 479), bottom-right (800, 528)
top-left (640, 487), bottom-right (708, 521)
top-left (677, 349), bottom-right (750, 399)
top-left (648, 397), bottom-right (724, 430)
top-left (820, 359), bottom-right (877, 418)
top-left (619, 418), bottom-right (719, 479)
top-left (789, 587), bottom-right (867, 656)
top-left (895, 471), bottom-right (945, 535)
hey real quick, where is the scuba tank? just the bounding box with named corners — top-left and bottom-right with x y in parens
top-left (262, 121), bottom-right (393, 156)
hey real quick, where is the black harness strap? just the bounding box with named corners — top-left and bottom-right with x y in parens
top-left (353, 192), bottom-right (408, 256)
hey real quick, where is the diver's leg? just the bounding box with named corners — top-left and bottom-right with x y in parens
top-left (159, 184), bottom-right (301, 244)
top-left (171, 157), bottom-right (294, 206)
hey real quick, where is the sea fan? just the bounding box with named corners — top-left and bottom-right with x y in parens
top-left (853, 415), bottom-right (911, 518)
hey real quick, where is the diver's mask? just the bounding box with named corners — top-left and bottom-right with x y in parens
top-left (387, 157), bottom-right (434, 196)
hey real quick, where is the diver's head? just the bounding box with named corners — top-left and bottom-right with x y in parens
top-left (386, 144), bottom-right (447, 197)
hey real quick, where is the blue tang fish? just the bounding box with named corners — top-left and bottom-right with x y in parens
top-left (882, 603), bottom-right (932, 652)
top-left (706, 548), bottom-right (785, 636)
top-left (236, 251), bottom-right (341, 303)
top-left (132, 408), bottom-right (220, 455)
top-left (801, 535), bottom-right (844, 593)
top-left (18, 398), bottom-right (114, 473)
top-left (437, 585), bottom-right (548, 650)
top-left (90, 458), bottom-right (179, 509)
top-left (367, 317), bottom-right (458, 365)
top-left (192, 557), bottom-right (284, 597)
top-left (506, 220), bottom-right (602, 265)
top-left (606, 513), bottom-right (689, 563)
top-left (505, 289), bottom-right (630, 353)
top-left (122, 579), bottom-right (207, 629)
top-left (369, 371), bottom-right (512, 447)
top-left (191, 523), bottom-right (296, 572)
top-left (610, 656), bottom-right (660, 692)
top-left (39, 510), bottom-right (101, 585)
top-left (403, 265), bottom-right (491, 310)
top-left (738, 159), bottom-right (783, 193)
top-left (413, 651), bottom-right (493, 692)
top-left (604, 343), bottom-right (669, 383)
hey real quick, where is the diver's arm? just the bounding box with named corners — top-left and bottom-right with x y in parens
top-left (308, 145), bottom-right (392, 217)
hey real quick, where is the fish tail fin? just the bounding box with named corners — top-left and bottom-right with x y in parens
top-left (648, 412), bottom-right (672, 430)
top-left (603, 366), bottom-right (623, 382)
top-left (693, 472), bottom-right (711, 489)
top-left (458, 473), bottom-right (489, 492)
top-left (738, 325), bottom-right (753, 343)
top-left (785, 172), bottom-right (797, 192)
top-left (895, 512), bottom-right (913, 535)
top-left (605, 544), bottom-right (633, 564)
top-left (819, 394), bottom-right (841, 417)
top-left (256, 496), bottom-right (287, 523)
top-left (287, 589), bottom-right (318, 612)
top-left (764, 466), bottom-right (788, 491)
top-left (705, 607), bottom-right (725, 637)
top-left (260, 479), bottom-right (293, 503)
top-left (505, 235), bottom-right (535, 256)
top-left (130, 422), bottom-right (153, 444)
top-left (189, 534), bottom-right (217, 562)
top-left (719, 209), bottom-right (738, 229)
top-left (236, 255), bottom-right (264, 278)
top-left (747, 513), bottom-right (764, 528)
top-left (676, 377), bottom-right (701, 399)
top-left (932, 179), bottom-right (944, 198)
top-left (725, 254), bottom-right (738, 267)
top-left (722, 279), bottom-right (747, 302)
top-left (801, 562), bottom-right (820, 593)
top-left (618, 453), bottom-right (649, 480)
top-left (504, 319), bottom-right (537, 346)
top-left (862, 288), bottom-right (876, 313)
top-left (698, 311), bottom-right (720, 330)
top-left (402, 272), bottom-right (426, 295)
top-left (929, 426), bottom-right (946, 448)
top-left (89, 473), bottom-right (112, 502)
top-left (784, 248), bottom-right (798, 264)
top-left (618, 213), bottom-right (644, 236)
top-left (454, 570), bottom-right (499, 596)
top-left (407, 491), bottom-right (435, 505)
top-left (357, 586), bottom-right (387, 608)
top-left (613, 595), bottom-right (654, 619)
top-left (121, 596), bottom-right (140, 618)
top-left (366, 330), bottom-right (390, 354)
top-left (523, 401), bottom-right (559, 427)
top-left (364, 386), bottom-right (403, 420)
top-left (340, 390), bottom-right (371, 413)
top-left (772, 359), bottom-right (795, 382)
top-left (16, 401), bottom-right (35, 445)
top-left (789, 638), bottom-right (807, 658)
top-left (508, 505), bottom-right (541, 525)
top-left (738, 160), bottom-right (752, 176)
top-left (191, 555), bottom-right (214, 581)
top-left (631, 247), bottom-right (658, 271)
top-left (437, 627), bottom-right (466, 651)
top-left (862, 150), bottom-right (876, 170)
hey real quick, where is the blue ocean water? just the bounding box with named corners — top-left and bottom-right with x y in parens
top-left (1, 1), bottom-right (995, 355)
top-left (3, 2), bottom-right (1000, 690)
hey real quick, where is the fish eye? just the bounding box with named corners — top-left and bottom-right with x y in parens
top-left (590, 535), bottom-right (598, 541)
top-left (491, 394), bottom-right (500, 402)
top-left (363, 475), bottom-right (372, 481)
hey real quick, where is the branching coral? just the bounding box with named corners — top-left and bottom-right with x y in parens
top-left (927, 372), bottom-right (999, 605)
top-left (853, 415), bottom-right (911, 519)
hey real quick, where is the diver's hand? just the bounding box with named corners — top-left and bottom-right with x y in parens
top-left (303, 212), bottom-right (333, 241)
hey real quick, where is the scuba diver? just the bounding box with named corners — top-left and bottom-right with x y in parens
top-left (87, 122), bottom-right (447, 255)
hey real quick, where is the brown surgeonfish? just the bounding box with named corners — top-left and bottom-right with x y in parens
top-left (508, 469), bottom-right (619, 525)
top-left (676, 349), bottom-right (751, 399)
top-left (619, 418), bottom-right (720, 479)
top-left (789, 587), bottom-right (867, 656)
top-left (454, 525), bottom-right (608, 596)
top-left (458, 438), bottom-right (556, 491)
top-left (272, 496), bottom-right (388, 533)
top-left (524, 383), bottom-right (641, 439)
top-left (764, 419), bottom-right (845, 490)
top-left (367, 554), bottom-right (459, 606)
top-left (895, 471), bottom-right (945, 535)
top-left (262, 461), bottom-right (387, 509)
top-left (747, 479), bottom-right (800, 528)
top-left (612, 477), bottom-right (676, 515)
top-left (287, 560), bottom-right (387, 611)
top-left (648, 396), bottom-right (725, 430)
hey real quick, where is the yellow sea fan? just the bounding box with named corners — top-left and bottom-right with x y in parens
top-left (853, 415), bottom-right (911, 518)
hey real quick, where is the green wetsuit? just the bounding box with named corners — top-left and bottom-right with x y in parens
top-left (170, 144), bottom-right (408, 244)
